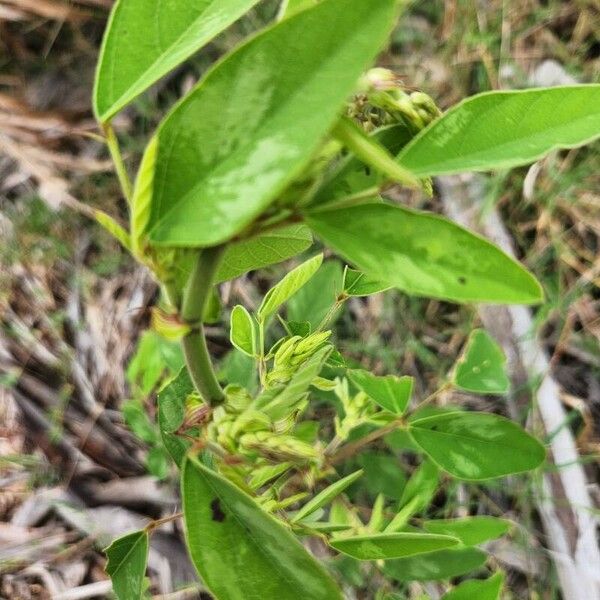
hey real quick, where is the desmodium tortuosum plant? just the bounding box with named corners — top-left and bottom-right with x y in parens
top-left (92, 1), bottom-right (600, 598)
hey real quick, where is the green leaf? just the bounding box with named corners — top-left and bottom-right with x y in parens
top-left (384, 547), bottom-right (488, 581)
top-left (94, 0), bottom-right (261, 122)
top-left (279, 0), bottom-right (319, 19)
top-left (348, 369), bottom-right (413, 415)
top-left (145, 0), bottom-right (400, 247)
top-left (287, 260), bottom-right (344, 329)
top-left (384, 461), bottom-right (438, 532)
top-left (422, 517), bottom-right (511, 546)
top-left (343, 267), bottom-right (391, 297)
top-left (230, 305), bottom-right (257, 357)
top-left (330, 532), bottom-right (459, 560)
top-left (442, 572), bottom-right (504, 600)
top-left (248, 462), bottom-right (293, 490)
top-left (104, 530), bottom-right (149, 600)
top-left (453, 329), bottom-right (509, 394)
top-left (182, 455), bottom-right (342, 600)
top-left (158, 368), bottom-right (194, 466)
top-left (292, 469), bottom-right (363, 523)
top-left (217, 224), bottom-right (313, 283)
top-left (397, 86), bottom-right (600, 177)
top-left (258, 254), bottom-right (323, 321)
top-left (409, 412), bottom-right (545, 480)
top-left (306, 204), bottom-right (543, 305)
top-left (94, 210), bottom-right (132, 252)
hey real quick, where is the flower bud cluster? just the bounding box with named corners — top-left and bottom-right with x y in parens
top-left (266, 331), bottom-right (332, 386)
top-left (358, 68), bottom-right (442, 134)
top-left (333, 378), bottom-right (373, 442)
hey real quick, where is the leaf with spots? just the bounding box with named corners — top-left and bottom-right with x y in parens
top-left (306, 203), bottom-right (543, 305)
top-left (182, 455), bottom-right (342, 600)
top-left (453, 329), bottom-right (509, 394)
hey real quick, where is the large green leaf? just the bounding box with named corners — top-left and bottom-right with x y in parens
top-left (104, 530), bottom-right (149, 600)
top-left (145, 0), bottom-right (400, 247)
top-left (306, 203), bottom-right (543, 304)
top-left (330, 532), bottom-right (459, 560)
top-left (409, 412), bottom-right (545, 480)
top-left (384, 547), bottom-right (487, 581)
top-left (422, 516), bottom-right (511, 546)
top-left (216, 224), bottom-right (313, 283)
top-left (442, 572), bottom-right (504, 600)
top-left (94, 0), bottom-right (261, 122)
top-left (182, 456), bottom-right (342, 600)
top-left (348, 369), bottom-right (413, 415)
top-left (258, 254), bottom-right (323, 321)
top-left (397, 86), bottom-right (600, 176)
top-left (453, 329), bottom-right (509, 394)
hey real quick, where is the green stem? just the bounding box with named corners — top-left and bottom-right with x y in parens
top-left (104, 123), bottom-right (133, 204)
top-left (331, 116), bottom-right (420, 189)
top-left (306, 186), bottom-right (382, 213)
top-left (181, 246), bottom-right (226, 406)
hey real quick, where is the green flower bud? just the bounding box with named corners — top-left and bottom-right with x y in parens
top-left (224, 384), bottom-right (252, 413)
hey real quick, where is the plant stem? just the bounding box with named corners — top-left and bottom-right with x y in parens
top-left (181, 246), bottom-right (226, 406)
top-left (103, 122), bottom-right (133, 204)
top-left (328, 418), bottom-right (405, 466)
top-left (306, 187), bottom-right (382, 213)
top-left (331, 116), bottom-right (420, 189)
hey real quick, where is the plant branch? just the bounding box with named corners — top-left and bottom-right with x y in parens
top-left (181, 246), bottom-right (226, 406)
top-left (103, 122), bottom-right (133, 204)
top-left (328, 418), bottom-right (404, 466)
